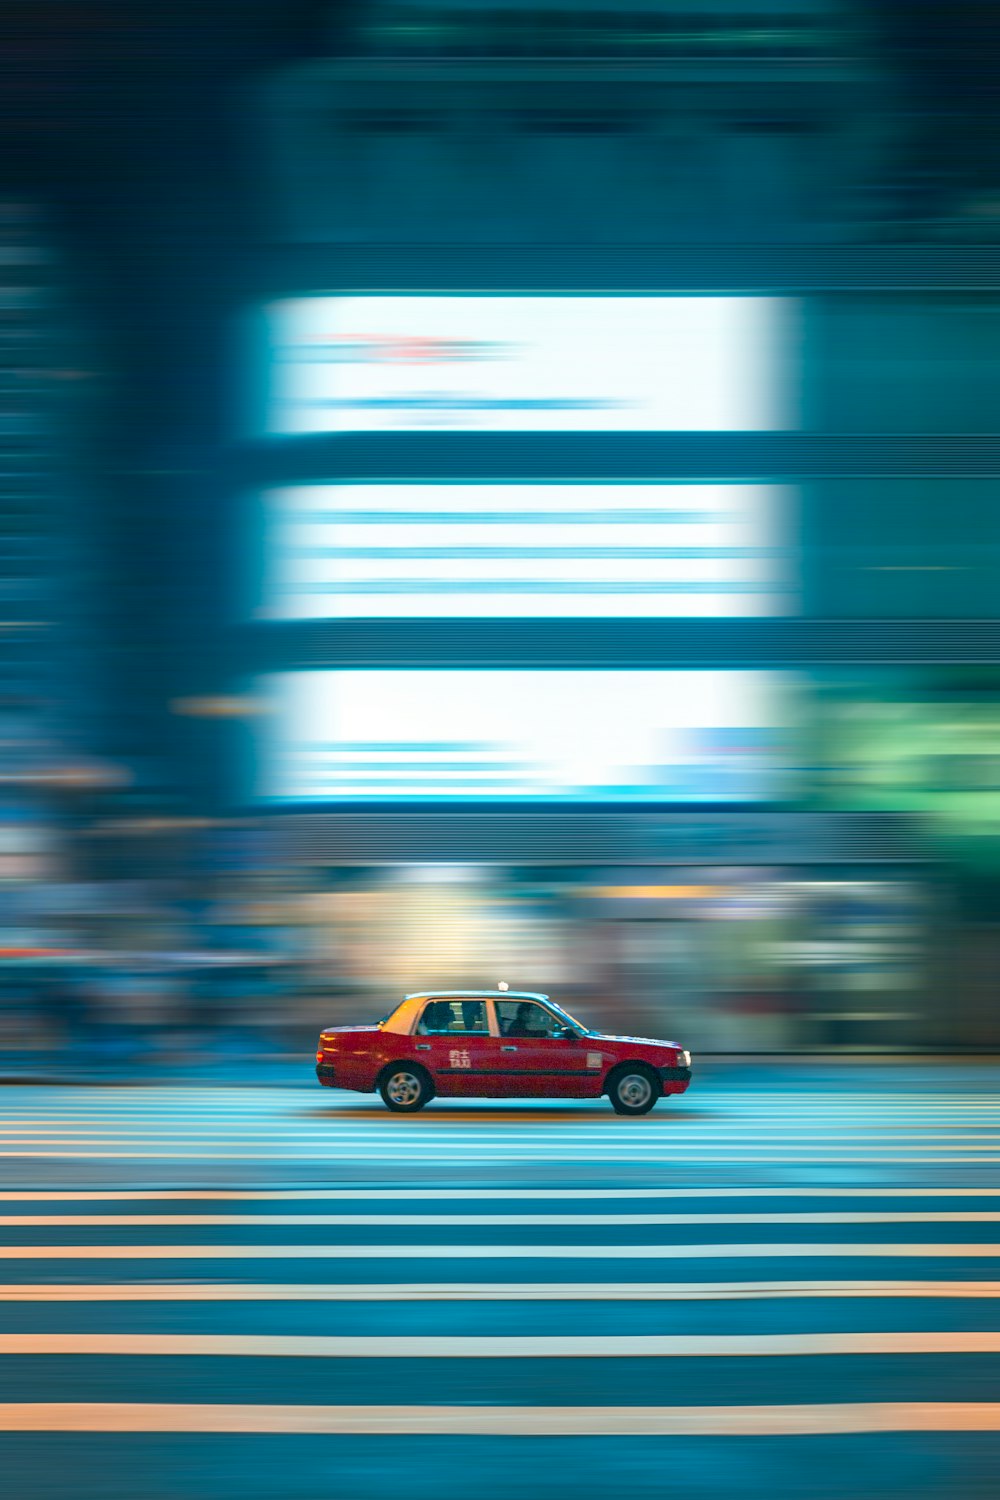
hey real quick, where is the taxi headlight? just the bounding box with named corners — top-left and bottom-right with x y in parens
top-left (678, 1050), bottom-right (691, 1067)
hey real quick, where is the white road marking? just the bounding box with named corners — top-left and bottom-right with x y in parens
top-left (2, 1130), bottom-right (998, 1144)
top-left (3, 1153), bottom-right (998, 1165)
top-left (3, 1113), bottom-right (994, 1125)
top-left (4, 1090), bottom-right (994, 1099)
top-left (2, 1119), bottom-right (991, 1129)
top-left (6, 1211), bottom-right (1000, 1227)
top-left (2, 1241), bottom-right (999, 1260)
top-left (7, 1134), bottom-right (998, 1146)
top-left (4, 1130), bottom-right (998, 1148)
top-left (3, 1118), bottom-right (998, 1129)
top-left (2, 1402), bottom-right (999, 1434)
top-left (4, 1331), bottom-right (1000, 1357)
top-left (2, 1111), bottom-right (997, 1123)
top-left (1, 1280), bottom-right (998, 1302)
top-left (4, 1117), bottom-right (999, 1131)
top-left (2, 1188), bottom-right (998, 1201)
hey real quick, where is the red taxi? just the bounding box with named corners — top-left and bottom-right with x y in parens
top-left (316, 987), bottom-right (691, 1114)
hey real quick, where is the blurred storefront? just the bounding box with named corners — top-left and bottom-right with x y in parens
top-left (266, 845), bottom-right (945, 1054)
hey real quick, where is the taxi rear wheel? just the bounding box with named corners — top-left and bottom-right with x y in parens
top-left (607, 1064), bottom-right (661, 1115)
top-left (378, 1064), bottom-right (433, 1113)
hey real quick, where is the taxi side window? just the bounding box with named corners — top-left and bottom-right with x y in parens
top-left (497, 1000), bottom-right (560, 1038)
top-left (417, 1000), bottom-right (488, 1035)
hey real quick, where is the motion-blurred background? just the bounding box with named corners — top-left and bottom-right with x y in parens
top-left (5, 0), bottom-right (1000, 1071)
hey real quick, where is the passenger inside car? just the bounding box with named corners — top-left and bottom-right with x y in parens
top-left (418, 1001), bottom-right (454, 1035)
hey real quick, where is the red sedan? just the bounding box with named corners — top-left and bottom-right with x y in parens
top-left (316, 988), bottom-right (691, 1114)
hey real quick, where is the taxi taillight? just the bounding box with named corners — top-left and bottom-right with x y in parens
top-left (315, 1049), bottom-right (324, 1064)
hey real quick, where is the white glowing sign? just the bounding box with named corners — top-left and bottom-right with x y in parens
top-left (262, 296), bottom-right (797, 433)
top-left (254, 483), bottom-right (795, 619)
top-left (255, 670), bottom-right (791, 803)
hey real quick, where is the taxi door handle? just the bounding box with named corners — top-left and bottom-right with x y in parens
top-left (501, 1045), bottom-right (517, 1052)
top-left (415, 1044), bottom-right (432, 1051)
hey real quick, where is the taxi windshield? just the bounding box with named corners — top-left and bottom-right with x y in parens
top-left (542, 999), bottom-right (591, 1035)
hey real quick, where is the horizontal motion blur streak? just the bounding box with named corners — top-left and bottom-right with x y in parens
top-left (5, 1212), bottom-right (1000, 1227)
top-left (5, 1332), bottom-right (1000, 1357)
top-left (2, 1404), bottom-right (999, 1435)
top-left (4, 1243), bottom-right (1000, 1260)
top-left (3, 1281), bottom-right (998, 1302)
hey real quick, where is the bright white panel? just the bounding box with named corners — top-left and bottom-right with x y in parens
top-left (255, 670), bottom-right (792, 803)
top-left (262, 296), bottom-right (797, 433)
top-left (255, 484), bottom-right (796, 619)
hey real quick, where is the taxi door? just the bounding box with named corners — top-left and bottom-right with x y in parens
top-left (410, 998), bottom-right (497, 1097)
top-left (489, 999), bottom-right (602, 1098)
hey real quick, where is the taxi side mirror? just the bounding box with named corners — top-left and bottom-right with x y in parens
top-left (554, 1025), bottom-right (577, 1040)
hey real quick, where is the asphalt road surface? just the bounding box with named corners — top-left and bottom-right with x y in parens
top-left (0, 1062), bottom-right (998, 1499)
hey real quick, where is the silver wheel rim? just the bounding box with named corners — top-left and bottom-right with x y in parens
top-left (386, 1071), bottom-right (422, 1107)
top-left (617, 1073), bottom-right (652, 1108)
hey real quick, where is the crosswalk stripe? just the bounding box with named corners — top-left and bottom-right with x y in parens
top-left (3, 1134), bottom-right (998, 1147)
top-left (2, 1242), bottom-right (999, 1260)
top-left (8, 1141), bottom-right (998, 1152)
top-left (4, 1136), bottom-right (1000, 1149)
top-left (5, 1126), bottom-right (996, 1136)
top-left (5, 1091), bottom-right (994, 1098)
top-left (4, 1078), bottom-right (998, 1477)
top-left (3, 1111), bottom-right (997, 1122)
top-left (4, 1128), bottom-right (989, 1137)
top-left (2, 1402), bottom-right (998, 1434)
top-left (2, 1188), bottom-right (998, 1201)
top-left (17, 1106), bottom-right (981, 1117)
top-left (8, 1111), bottom-right (1000, 1121)
top-left (3, 1117), bottom-right (997, 1127)
top-left (6, 1102), bottom-right (998, 1110)
top-left (7, 1122), bottom-right (993, 1129)
top-left (6, 1211), bottom-right (1000, 1227)
top-left (2, 1280), bottom-right (999, 1301)
top-left (5, 1150), bottom-right (1000, 1163)
top-left (7, 1107), bottom-right (996, 1114)
top-left (2, 1146), bottom-right (999, 1157)
top-left (7, 1128), bottom-right (1000, 1134)
top-left (4, 1331), bottom-right (1000, 1357)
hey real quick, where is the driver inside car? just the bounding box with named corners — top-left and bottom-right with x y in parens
top-left (505, 1002), bottom-right (546, 1038)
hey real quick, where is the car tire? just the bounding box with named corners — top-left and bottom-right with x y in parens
top-left (378, 1063), bottom-right (433, 1113)
top-left (606, 1064), bottom-right (661, 1116)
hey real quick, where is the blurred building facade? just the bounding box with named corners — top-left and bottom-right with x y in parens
top-left (216, 0), bottom-right (1000, 1054)
top-left (0, 201), bottom-right (111, 903)
top-left (7, 1), bottom-right (1000, 1066)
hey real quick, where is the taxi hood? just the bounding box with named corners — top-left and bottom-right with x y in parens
top-left (591, 1032), bottom-right (683, 1050)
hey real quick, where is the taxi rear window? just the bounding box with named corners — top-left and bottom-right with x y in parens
top-left (417, 999), bottom-right (488, 1035)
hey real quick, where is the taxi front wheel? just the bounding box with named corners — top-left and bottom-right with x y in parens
top-left (379, 1064), bottom-right (433, 1113)
top-left (607, 1065), bottom-right (661, 1116)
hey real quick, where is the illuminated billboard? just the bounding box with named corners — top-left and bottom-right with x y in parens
top-left (261, 296), bottom-right (797, 434)
top-left (254, 482), bottom-right (796, 619)
top-left (254, 669), bottom-right (793, 802)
